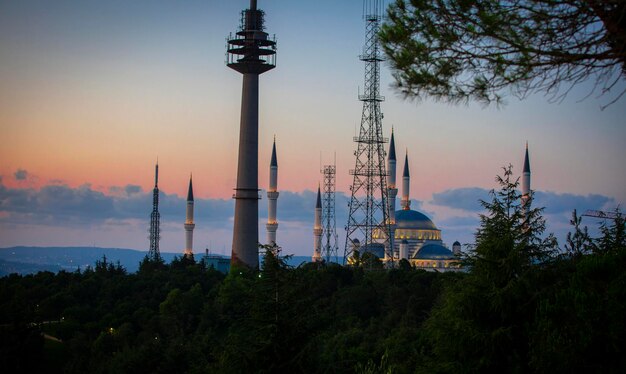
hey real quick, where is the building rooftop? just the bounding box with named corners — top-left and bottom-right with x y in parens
top-left (414, 243), bottom-right (454, 260)
top-left (395, 209), bottom-right (438, 231)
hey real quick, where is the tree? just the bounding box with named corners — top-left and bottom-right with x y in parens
top-left (594, 208), bottom-right (625, 254)
top-left (379, 0), bottom-right (626, 107)
top-left (564, 209), bottom-right (593, 257)
top-left (422, 165), bottom-right (557, 372)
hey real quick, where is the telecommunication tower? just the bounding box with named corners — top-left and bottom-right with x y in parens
top-left (148, 162), bottom-right (161, 261)
top-left (226, 0), bottom-right (277, 268)
top-left (344, 0), bottom-right (392, 263)
top-left (322, 163), bottom-right (338, 262)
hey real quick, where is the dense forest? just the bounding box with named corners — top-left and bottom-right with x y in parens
top-left (1, 170), bottom-right (624, 373)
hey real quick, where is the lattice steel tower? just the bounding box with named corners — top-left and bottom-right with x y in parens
top-left (322, 163), bottom-right (338, 262)
top-left (148, 162), bottom-right (161, 261)
top-left (344, 0), bottom-right (391, 263)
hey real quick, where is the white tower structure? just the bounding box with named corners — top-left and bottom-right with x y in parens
top-left (400, 152), bottom-right (411, 211)
top-left (266, 139), bottom-right (279, 245)
top-left (386, 129), bottom-right (398, 261)
top-left (522, 142), bottom-right (531, 210)
top-left (399, 239), bottom-right (409, 260)
top-left (452, 241), bottom-right (461, 256)
top-left (312, 186), bottom-right (323, 262)
top-left (183, 176), bottom-right (195, 258)
top-left (227, 0), bottom-right (277, 269)
top-left (387, 129), bottom-right (398, 224)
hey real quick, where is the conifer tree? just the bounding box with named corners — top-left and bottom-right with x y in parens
top-left (423, 165), bottom-right (557, 372)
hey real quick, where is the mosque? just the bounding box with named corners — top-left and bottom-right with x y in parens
top-left (336, 129), bottom-right (459, 271)
top-left (374, 129), bottom-right (461, 271)
top-left (322, 130), bottom-right (530, 272)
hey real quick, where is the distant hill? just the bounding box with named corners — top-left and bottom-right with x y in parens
top-left (0, 246), bottom-right (152, 275)
top-left (0, 246), bottom-right (319, 276)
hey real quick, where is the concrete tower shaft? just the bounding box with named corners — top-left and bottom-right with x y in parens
top-left (227, 0), bottom-right (277, 269)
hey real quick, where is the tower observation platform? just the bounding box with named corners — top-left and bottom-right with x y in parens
top-left (227, 0), bottom-right (277, 75)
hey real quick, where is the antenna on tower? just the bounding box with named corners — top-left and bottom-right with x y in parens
top-left (345, 0), bottom-right (392, 264)
top-left (322, 159), bottom-right (338, 263)
top-left (148, 161), bottom-right (161, 262)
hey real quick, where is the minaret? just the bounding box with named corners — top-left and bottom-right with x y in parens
top-left (522, 142), bottom-right (531, 210)
top-left (387, 128), bottom-right (398, 222)
top-left (312, 185), bottom-right (323, 262)
top-left (227, 0), bottom-right (277, 269)
top-left (387, 128), bottom-right (398, 260)
top-left (266, 138), bottom-right (279, 245)
top-left (399, 239), bottom-right (409, 260)
top-left (183, 175), bottom-right (195, 258)
top-left (148, 161), bottom-right (161, 261)
top-left (452, 241), bottom-right (461, 256)
top-left (401, 151), bottom-right (411, 210)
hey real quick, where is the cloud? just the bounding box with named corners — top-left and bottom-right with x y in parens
top-left (14, 169), bottom-right (28, 181)
top-left (431, 187), bottom-right (490, 212)
top-left (431, 187), bottom-right (614, 217)
top-left (108, 184), bottom-right (142, 196)
top-left (0, 181), bottom-right (349, 230)
top-left (429, 187), bottom-right (617, 248)
top-left (438, 215), bottom-right (481, 227)
top-left (534, 191), bottom-right (614, 215)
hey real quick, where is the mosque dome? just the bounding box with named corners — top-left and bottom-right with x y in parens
top-left (414, 243), bottom-right (454, 260)
top-left (391, 209), bottom-right (442, 242)
top-left (395, 209), bottom-right (438, 230)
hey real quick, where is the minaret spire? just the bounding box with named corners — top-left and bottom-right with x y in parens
top-left (187, 174), bottom-right (194, 201)
top-left (148, 161), bottom-right (161, 261)
top-left (184, 174), bottom-right (195, 258)
top-left (388, 127), bottom-right (396, 163)
top-left (522, 142), bottom-right (531, 212)
top-left (266, 138), bottom-right (279, 246)
top-left (401, 151), bottom-right (411, 210)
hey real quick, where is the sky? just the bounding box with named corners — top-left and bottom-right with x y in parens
top-left (1, 0), bottom-right (625, 257)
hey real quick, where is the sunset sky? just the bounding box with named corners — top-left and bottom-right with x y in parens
top-left (1, 0), bottom-right (625, 257)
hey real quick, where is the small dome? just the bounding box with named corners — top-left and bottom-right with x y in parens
top-left (453, 241), bottom-right (461, 246)
top-left (361, 243), bottom-right (385, 258)
top-left (395, 209), bottom-right (438, 230)
top-left (414, 243), bottom-right (454, 260)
